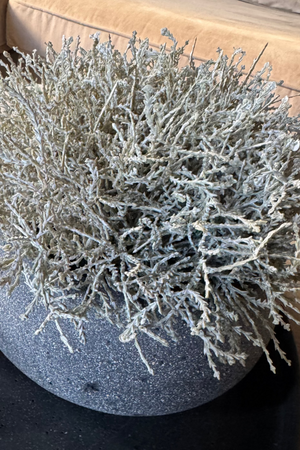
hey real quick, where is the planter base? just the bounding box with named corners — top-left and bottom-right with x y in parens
top-left (0, 274), bottom-right (272, 416)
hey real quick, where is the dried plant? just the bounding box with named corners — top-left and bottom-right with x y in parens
top-left (0, 29), bottom-right (300, 379)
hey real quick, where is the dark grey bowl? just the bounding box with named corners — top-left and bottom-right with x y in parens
top-left (0, 263), bottom-right (272, 416)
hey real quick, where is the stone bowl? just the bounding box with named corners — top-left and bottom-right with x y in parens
top-left (0, 266), bottom-right (272, 416)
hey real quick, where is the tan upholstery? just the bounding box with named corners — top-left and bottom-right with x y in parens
top-left (5, 0), bottom-right (300, 115)
top-left (240, 0), bottom-right (300, 14)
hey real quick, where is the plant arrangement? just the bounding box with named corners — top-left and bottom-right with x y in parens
top-left (0, 29), bottom-right (300, 380)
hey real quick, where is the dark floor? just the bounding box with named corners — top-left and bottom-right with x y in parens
top-left (0, 325), bottom-right (299, 450)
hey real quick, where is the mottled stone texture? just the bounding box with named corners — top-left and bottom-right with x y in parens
top-left (0, 274), bottom-right (269, 416)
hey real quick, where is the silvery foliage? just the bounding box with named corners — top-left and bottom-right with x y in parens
top-left (0, 29), bottom-right (300, 378)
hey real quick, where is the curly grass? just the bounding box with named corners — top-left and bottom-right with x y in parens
top-left (0, 29), bottom-right (300, 378)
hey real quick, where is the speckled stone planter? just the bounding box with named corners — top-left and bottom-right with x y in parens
top-left (0, 267), bottom-right (272, 416)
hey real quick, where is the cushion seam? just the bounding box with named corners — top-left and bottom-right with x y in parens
top-left (10, 0), bottom-right (137, 42)
top-left (8, 1), bottom-right (208, 63)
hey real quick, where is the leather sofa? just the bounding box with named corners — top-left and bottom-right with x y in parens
top-left (0, 0), bottom-right (300, 115)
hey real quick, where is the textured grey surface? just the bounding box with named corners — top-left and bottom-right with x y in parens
top-left (0, 250), bottom-right (272, 416)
